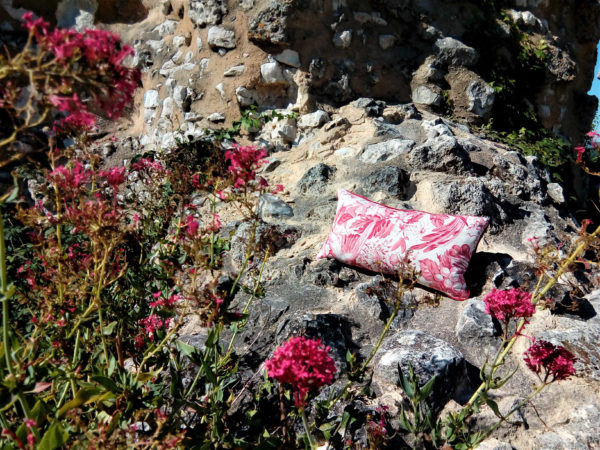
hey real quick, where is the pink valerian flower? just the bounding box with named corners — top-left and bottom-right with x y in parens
top-left (483, 288), bottom-right (536, 322)
top-left (224, 143), bottom-right (268, 188)
top-left (524, 340), bottom-right (576, 382)
top-left (265, 336), bottom-right (337, 409)
top-left (366, 406), bottom-right (389, 443)
top-left (48, 161), bottom-right (91, 195)
top-left (184, 215), bottom-right (200, 238)
top-left (575, 146), bottom-right (586, 164)
top-left (150, 292), bottom-right (180, 309)
top-left (99, 166), bottom-right (127, 188)
top-left (139, 315), bottom-right (170, 341)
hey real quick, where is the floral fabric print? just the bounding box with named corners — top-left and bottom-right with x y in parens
top-left (317, 189), bottom-right (489, 300)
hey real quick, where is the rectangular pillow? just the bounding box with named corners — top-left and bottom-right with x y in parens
top-left (316, 189), bottom-right (489, 300)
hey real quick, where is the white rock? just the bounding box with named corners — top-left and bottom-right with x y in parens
top-left (184, 51), bottom-right (194, 63)
top-left (207, 26), bottom-right (236, 49)
top-left (260, 61), bottom-right (286, 84)
top-left (160, 97), bottom-right (174, 119)
top-left (235, 86), bottom-right (256, 106)
top-left (173, 86), bottom-right (190, 108)
top-left (144, 90), bottom-right (160, 109)
top-left (411, 85), bottom-right (441, 106)
top-left (334, 147), bottom-right (360, 158)
top-left (333, 30), bottom-right (352, 48)
top-left (274, 49), bottom-right (301, 68)
top-left (547, 182), bottom-right (565, 204)
top-left (147, 40), bottom-right (165, 53)
top-left (200, 58), bottom-right (210, 70)
top-left (224, 64), bottom-right (245, 76)
top-left (56, 0), bottom-right (97, 31)
top-left (153, 20), bottom-right (178, 36)
top-left (165, 78), bottom-right (176, 95)
top-left (215, 82), bottom-right (225, 99)
top-left (173, 35), bottom-right (186, 47)
top-left (196, 36), bottom-right (203, 51)
top-left (379, 34), bottom-right (396, 50)
top-left (298, 110), bottom-right (330, 128)
top-left (208, 112), bottom-right (225, 122)
top-left (467, 80), bottom-right (495, 117)
top-left (360, 139), bottom-right (415, 163)
top-left (171, 49), bottom-right (184, 64)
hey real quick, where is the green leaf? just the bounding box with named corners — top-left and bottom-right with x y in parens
top-left (485, 397), bottom-right (503, 419)
top-left (398, 364), bottom-right (414, 398)
top-left (58, 386), bottom-right (105, 417)
top-left (419, 374), bottom-right (437, 400)
top-left (176, 339), bottom-right (196, 357)
top-left (103, 321), bottom-right (117, 335)
top-left (38, 421), bottom-right (69, 450)
top-left (91, 375), bottom-right (122, 394)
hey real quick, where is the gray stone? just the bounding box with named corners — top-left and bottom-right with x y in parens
top-left (143, 90), bottom-right (160, 109)
top-left (547, 182), bottom-right (565, 203)
top-left (428, 178), bottom-right (502, 223)
top-left (224, 64), bottom-right (245, 76)
top-left (534, 404), bottom-right (600, 449)
top-left (215, 82), bottom-right (225, 99)
top-left (172, 35), bottom-right (186, 47)
top-left (537, 290), bottom-right (600, 381)
top-left (353, 11), bottom-right (387, 25)
top-left (407, 135), bottom-right (472, 174)
top-left (229, 221), bottom-right (300, 267)
top-left (297, 163), bottom-right (336, 195)
top-left (298, 110), bottom-right (330, 128)
top-left (207, 26), bottom-right (236, 49)
top-left (235, 86), bottom-right (256, 106)
top-left (363, 166), bottom-right (410, 198)
top-left (492, 152), bottom-right (544, 202)
top-left (475, 438), bottom-right (514, 450)
top-left (378, 34), bottom-right (396, 50)
top-left (354, 276), bottom-right (415, 327)
top-left (353, 98), bottom-right (386, 117)
top-left (146, 40), bottom-right (165, 54)
top-left (324, 74), bottom-right (353, 103)
top-left (56, 0), bottom-right (97, 31)
top-left (173, 86), bottom-right (191, 109)
top-left (160, 97), bottom-right (174, 119)
top-left (456, 298), bottom-right (495, 343)
top-left (260, 61), bottom-right (286, 84)
top-left (374, 330), bottom-right (464, 411)
top-left (153, 20), bottom-right (179, 36)
top-left (412, 85), bottom-right (441, 106)
top-left (257, 194), bottom-right (294, 219)
top-left (207, 112), bottom-right (225, 122)
top-left (189, 0), bottom-right (227, 27)
top-left (360, 139), bottom-right (415, 163)
top-left (333, 30), bottom-right (352, 48)
top-left (274, 49), bottom-right (301, 68)
top-left (434, 37), bottom-right (478, 66)
top-left (467, 80), bottom-right (496, 117)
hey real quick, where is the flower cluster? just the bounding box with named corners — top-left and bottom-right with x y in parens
top-left (22, 11), bottom-right (140, 130)
top-left (224, 143), bottom-right (267, 188)
top-left (524, 340), bottom-right (576, 382)
top-left (483, 288), bottom-right (536, 323)
top-left (265, 337), bottom-right (337, 408)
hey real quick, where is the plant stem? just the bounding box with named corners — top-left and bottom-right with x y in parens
top-left (299, 407), bottom-right (316, 449)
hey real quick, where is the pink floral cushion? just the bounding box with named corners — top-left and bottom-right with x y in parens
top-left (316, 189), bottom-right (489, 300)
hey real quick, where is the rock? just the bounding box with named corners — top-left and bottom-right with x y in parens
top-left (324, 74), bottom-right (353, 103)
top-left (534, 404), bottom-right (600, 449)
top-left (143, 90), bottom-right (160, 109)
top-left (354, 276), bottom-right (415, 326)
top-left (297, 163), bottom-right (336, 195)
top-left (373, 330), bottom-right (465, 411)
top-left (492, 152), bottom-right (544, 202)
top-left (229, 221), bottom-right (300, 267)
top-left (56, 0), bottom-right (97, 31)
top-left (360, 139), bottom-right (415, 163)
top-left (275, 312), bottom-right (351, 371)
top-left (434, 37), bottom-right (478, 66)
top-left (378, 34), bottom-right (396, 49)
top-left (235, 86), bottom-right (256, 106)
top-left (260, 61), bottom-right (286, 84)
top-left (215, 82), bottom-right (225, 100)
top-left (456, 298), bottom-right (496, 344)
top-left (248, 1), bottom-right (293, 47)
top-left (207, 26), bottom-right (236, 49)
top-left (224, 64), bottom-right (244, 76)
top-left (173, 86), bottom-right (191, 110)
top-left (353, 11), bottom-right (387, 25)
top-left (424, 178), bottom-right (503, 224)
top-left (536, 290), bottom-right (600, 381)
top-left (207, 112), bottom-right (225, 122)
top-left (475, 438), bottom-right (514, 450)
top-left (547, 182), bottom-right (565, 204)
top-left (189, 0), bottom-right (227, 27)
top-left (334, 147), bottom-right (360, 158)
top-left (333, 30), bottom-right (352, 48)
top-left (363, 166), bottom-right (410, 198)
top-left (153, 20), bottom-right (178, 36)
top-left (407, 135), bottom-right (472, 174)
top-left (467, 80), bottom-right (496, 117)
top-left (257, 194), bottom-right (294, 219)
top-left (353, 98), bottom-right (386, 117)
top-left (298, 110), bottom-right (330, 128)
top-left (160, 97), bottom-right (174, 119)
top-left (412, 85), bottom-right (441, 106)
top-left (274, 49), bottom-right (301, 68)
